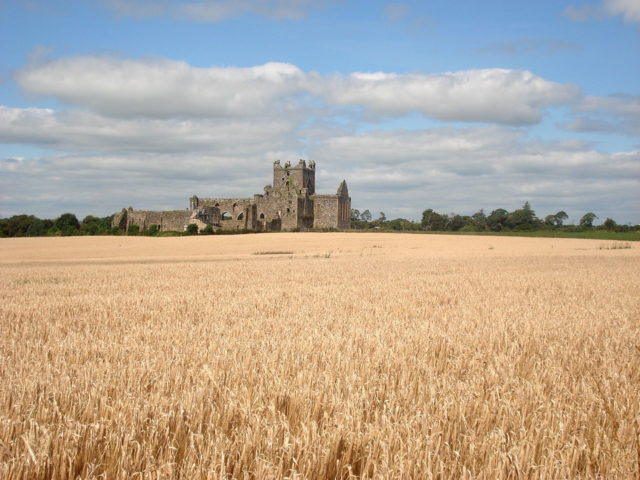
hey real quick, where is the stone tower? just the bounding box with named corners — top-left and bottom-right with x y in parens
top-left (273, 159), bottom-right (315, 195)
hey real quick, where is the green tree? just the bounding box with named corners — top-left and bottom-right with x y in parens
top-left (554, 211), bottom-right (568, 226)
top-left (127, 225), bottom-right (140, 235)
top-left (471, 209), bottom-right (487, 231)
top-left (507, 202), bottom-right (537, 230)
top-left (201, 224), bottom-right (214, 235)
top-left (55, 213), bottom-right (80, 233)
top-left (2, 215), bottom-right (41, 237)
top-left (186, 223), bottom-right (199, 235)
top-left (447, 214), bottom-right (467, 231)
top-left (360, 209), bottom-right (372, 222)
top-left (580, 212), bottom-right (598, 228)
top-left (81, 215), bottom-right (112, 235)
top-left (603, 218), bottom-right (617, 231)
top-left (487, 208), bottom-right (509, 231)
top-left (544, 215), bottom-right (556, 227)
top-left (421, 209), bottom-right (448, 231)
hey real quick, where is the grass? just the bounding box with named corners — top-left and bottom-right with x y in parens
top-left (1, 233), bottom-right (638, 479)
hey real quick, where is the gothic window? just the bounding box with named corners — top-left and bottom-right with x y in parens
top-left (237, 212), bottom-right (244, 220)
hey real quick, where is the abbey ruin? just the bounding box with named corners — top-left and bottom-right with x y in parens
top-left (112, 160), bottom-right (351, 232)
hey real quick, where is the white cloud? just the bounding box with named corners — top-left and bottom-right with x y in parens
top-left (321, 69), bottom-right (579, 125)
top-left (16, 57), bottom-right (306, 118)
top-left (564, 0), bottom-right (640, 23)
top-left (579, 94), bottom-right (640, 117)
top-left (310, 128), bottom-right (639, 222)
top-left (566, 94), bottom-right (640, 135)
top-left (16, 57), bottom-right (579, 126)
top-left (604, 0), bottom-right (640, 22)
top-left (0, 106), bottom-right (296, 153)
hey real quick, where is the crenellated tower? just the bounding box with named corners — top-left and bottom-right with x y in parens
top-left (273, 159), bottom-right (315, 195)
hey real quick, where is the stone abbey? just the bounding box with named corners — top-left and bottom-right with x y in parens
top-left (112, 160), bottom-right (351, 232)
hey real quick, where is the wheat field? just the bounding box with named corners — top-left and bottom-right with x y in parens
top-left (1, 233), bottom-right (638, 479)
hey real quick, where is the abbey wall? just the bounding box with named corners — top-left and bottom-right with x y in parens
top-left (112, 160), bottom-right (351, 233)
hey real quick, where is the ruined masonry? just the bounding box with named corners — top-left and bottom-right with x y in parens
top-left (112, 160), bottom-right (351, 232)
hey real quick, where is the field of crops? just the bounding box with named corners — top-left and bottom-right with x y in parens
top-left (1, 233), bottom-right (638, 479)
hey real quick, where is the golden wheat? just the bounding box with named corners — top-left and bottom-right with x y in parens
top-left (1, 233), bottom-right (638, 479)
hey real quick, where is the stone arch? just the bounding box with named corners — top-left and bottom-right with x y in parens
top-left (259, 213), bottom-right (265, 220)
top-left (232, 202), bottom-right (239, 213)
top-left (221, 212), bottom-right (232, 220)
top-left (237, 212), bottom-right (244, 220)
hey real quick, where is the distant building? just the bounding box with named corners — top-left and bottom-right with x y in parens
top-left (112, 159), bottom-right (351, 232)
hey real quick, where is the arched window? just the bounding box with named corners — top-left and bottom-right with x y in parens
top-left (259, 213), bottom-right (265, 220)
top-left (232, 202), bottom-right (239, 213)
top-left (237, 212), bottom-right (244, 220)
top-left (222, 212), bottom-right (232, 220)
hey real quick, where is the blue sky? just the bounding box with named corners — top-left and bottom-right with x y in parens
top-left (1, 0), bottom-right (638, 224)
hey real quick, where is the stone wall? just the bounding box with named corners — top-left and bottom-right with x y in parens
top-left (191, 196), bottom-right (255, 230)
top-left (112, 208), bottom-right (190, 232)
top-left (313, 195), bottom-right (339, 229)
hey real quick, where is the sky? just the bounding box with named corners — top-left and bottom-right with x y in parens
top-left (0, 0), bottom-right (639, 224)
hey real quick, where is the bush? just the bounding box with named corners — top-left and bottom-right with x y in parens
top-left (201, 224), bottom-right (214, 235)
top-left (127, 225), bottom-right (140, 235)
top-left (186, 223), bottom-right (199, 235)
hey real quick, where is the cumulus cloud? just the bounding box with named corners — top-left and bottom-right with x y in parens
top-left (565, 94), bottom-right (640, 135)
top-left (309, 127), bottom-right (640, 221)
top-left (604, 0), bottom-right (640, 22)
top-left (104, 0), bottom-right (335, 21)
top-left (0, 106), bottom-right (296, 153)
top-left (16, 56), bottom-right (579, 126)
top-left (16, 57), bottom-right (306, 118)
top-left (321, 69), bottom-right (578, 125)
top-left (579, 94), bottom-right (640, 117)
top-left (564, 0), bottom-right (640, 23)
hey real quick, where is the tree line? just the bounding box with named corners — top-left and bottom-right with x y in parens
top-left (351, 202), bottom-right (638, 232)
top-left (0, 213), bottom-right (116, 238)
top-left (1, 203), bottom-right (637, 238)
